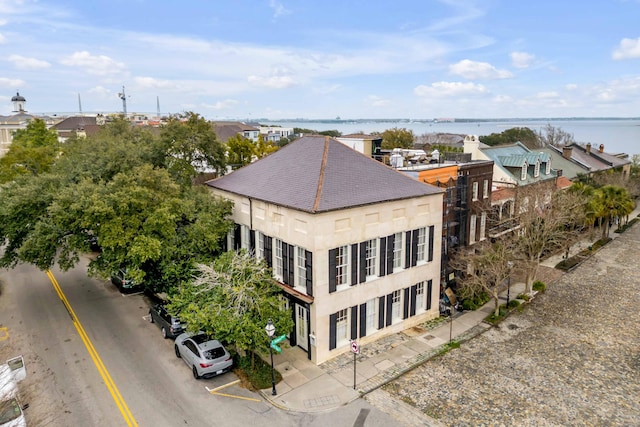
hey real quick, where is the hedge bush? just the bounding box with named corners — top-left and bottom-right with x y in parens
top-left (461, 292), bottom-right (490, 311)
top-left (234, 352), bottom-right (282, 390)
top-left (532, 281), bottom-right (546, 292)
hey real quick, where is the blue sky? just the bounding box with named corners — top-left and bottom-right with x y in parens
top-left (2, 0), bottom-right (640, 119)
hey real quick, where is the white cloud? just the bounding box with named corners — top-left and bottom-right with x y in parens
top-left (87, 85), bottom-right (112, 95)
top-left (247, 74), bottom-right (296, 89)
top-left (612, 37), bottom-right (640, 60)
top-left (134, 76), bottom-right (173, 89)
top-left (0, 77), bottom-right (25, 88)
top-left (510, 51), bottom-right (535, 69)
top-left (8, 54), bottom-right (50, 70)
top-left (269, 0), bottom-right (291, 18)
top-left (60, 51), bottom-right (126, 76)
top-left (565, 84), bottom-right (578, 90)
top-left (536, 91), bottom-right (559, 99)
top-left (449, 59), bottom-right (513, 80)
top-left (0, 33), bottom-right (5, 44)
top-left (202, 99), bottom-right (239, 110)
top-left (367, 95), bottom-right (390, 107)
top-left (414, 81), bottom-right (489, 97)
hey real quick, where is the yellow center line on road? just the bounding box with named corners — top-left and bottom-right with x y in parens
top-left (46, 270), bottom-right (138, 427)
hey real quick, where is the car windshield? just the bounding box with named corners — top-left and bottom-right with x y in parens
top-left (0, 398), bottom-right (22, 423)
top-left (203, 347), bottom-right (225, 360)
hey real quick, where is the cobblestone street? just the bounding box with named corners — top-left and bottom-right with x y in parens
top-left (382, 224), bottom-right (640, 427)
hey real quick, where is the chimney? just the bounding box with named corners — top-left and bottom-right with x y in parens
top-left (586, 143), bottom-right (591, 154)
top-left (562, 146), bottom-right (573, 160)
top-left (599, 144), bottom-right (604, 153)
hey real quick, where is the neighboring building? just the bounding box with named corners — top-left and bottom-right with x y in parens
top-left (51, 116), bottom-right (102, 142)
top-left (206, 135), bottom-right (444, 364)
top-left (555, 143), bottom-right (631, 179)
top-left (335, 134), bottom-right (383, 160)
top-left (212, 121), bottom-right (260, 143)
top-left (0, 93), bottom-right (56, 157)
top-left (259, 125), bottom-right (294, 143)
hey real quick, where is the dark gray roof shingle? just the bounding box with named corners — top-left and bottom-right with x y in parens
top-left (207, 135), bottom-right (442, 213)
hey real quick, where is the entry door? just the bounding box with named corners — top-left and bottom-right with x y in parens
top-left (296, 305), bottom-right (309, 351)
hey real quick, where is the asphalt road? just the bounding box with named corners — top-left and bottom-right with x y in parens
top-left (0, 257), bottom-right (399, 427)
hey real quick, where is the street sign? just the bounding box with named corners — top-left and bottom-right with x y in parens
top-left (350, 340), bottom-right (359, 354)
top-left (270, 334), bottom-right (287, 353)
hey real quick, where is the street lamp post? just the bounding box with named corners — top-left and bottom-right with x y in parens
top-left (506, 261), bottom-right (514, 308)
top-left (265, 319), bottom-right (277, 396)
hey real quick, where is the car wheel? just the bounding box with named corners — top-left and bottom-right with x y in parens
top-left (148, 312), bottom-right (154, 323)
top-left (192, 365), bottom-right (200, 379)
top-left (174, 345), bottom-right (181, 359)
top-left (161, 327), bottom-right (167, 339)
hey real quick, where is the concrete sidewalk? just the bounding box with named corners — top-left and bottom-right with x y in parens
top-left (259, 208), bottom-right (639, 419)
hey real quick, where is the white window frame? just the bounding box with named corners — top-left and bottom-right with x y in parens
top-left (296, 247), bottom-right (306, 290)
top-left (257, 232), bottom-right (265, 260)
top-left (365, 298), bottom-right (378, 334)
top-left (472, 181), bottom-right (479, 201)
top-left (274, 238), bottom-right (283, 280)
top-left (521, 164), bottom-right (527, 180)
top-left (393, 232), bottom-right (403, 272)
top-left (241, 225), bottom-right (251, 250)
top-left (415, 282), bottom-right (425, 313)
top-left (469, 214), bottom-right (477, 244)
top-left (336, 308), bottom-right (349, 347)
top-left (482, 179), bottom-right (488, 199)
top-left (391, 290), bottom-right (402, 323)
top-left (336, 245), bottom-right (349, 288)
top-left (416, 227), bottom-right (426, 263)
top-left (534, 160), bottom-right (540, 178)
top-left (365, 239), bottom-right (377, 279)
top-left (545, 160), bottom-right (551, 175)
top-left (480, 212), bottom-right (487, 241)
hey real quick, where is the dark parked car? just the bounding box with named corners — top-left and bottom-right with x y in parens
top-left (174, 332), bottom-right (233, 379)
top-left (110, 269), bottom-right (143, 293)
top-left (148, 304), bottom-right (185, 339)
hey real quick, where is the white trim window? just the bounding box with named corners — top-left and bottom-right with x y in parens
top-left (521, 164), bottom-right (528, 180)
top-left (241, 225), bottom-right (251, 250)
top-left (257, 232), bottom-right (265, 260)
top-left (336, 309), bottom-right (349, 347)
top-left (365, 298), bottom-right (378, 334)
top-left (469, 214), bottom-right (477, 244)
top-left (480, 212), bottom-right (487, 241)
top-left (482, 179), bottom-right (489, 199)
top-left (472, 181), bottom-right (479, 201)
top-left (545, 160), bottom-right (551, 175)
top-left (393, 232), bottom-right (403, 271)
top-left (336, 245), bottom-right (349, 287)
top-left (296, 247), bottom-right (306, 289)
top-left (534, 160), bottom-right (540, 177)
top-left (365, 239), bottom-right (377, 278)
top-left (274, 238), bottom-right (283, 280)
top-left (416, 227), bottom-right (426, 263)
top-left (391, 290), bottom-right (402, 323)
top-left (415, 281), bottom-right (425, 313)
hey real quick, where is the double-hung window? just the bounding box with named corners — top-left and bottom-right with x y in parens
top-left (365, 298), bottom-right (377, 334)
top-left (336, 245), bottom-right (349, 287)
top-left (274, 239), bottom-right (283, 280)
top-left (391, 290), bottom-right (402, 323)
top-left (392, 232), bottom-right (403, 271)
top-left (336, 309), bottom-right (349, 346)
top-left (415, 281), bottom-right (425, 313)
top-left (365, 239), bottom-right (377, 278)
top-left (296, 247), bottom-right (306, 289)
top-left (416, 227), bottom-right (426, 263)
top-left (472, 181), bottom-right (479, 201)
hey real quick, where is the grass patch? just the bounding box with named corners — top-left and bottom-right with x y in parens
top-left (507, 299), bottom-right (521, 308)
top-left (485, 305), bottom-right (507, 324)
top-left (614, 217), bottom-right (639, 233)
top-left (517, 293), bottom-right (530, 301)
top-left (233, 352), bottom-right (282, 391)
top-left (532, 281), bottom-right (546, 292)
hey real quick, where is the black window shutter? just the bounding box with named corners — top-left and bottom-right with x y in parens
top-left (403, 288), bottom-right (410, 319)
top-left (411, 229), bottom-right (419, 267)
top-left (426, 280), bottom-right (433, 310)
top-left (287, 244), bottom-right (295, 286)
top-left (264, 236), bottom-right (272, 268)
top-left (233, 223), bottom-right (241, 250)
top-left (359, 303), bottom-right (367, 338)
top-left (329, 313), bottom-right (337, 350)
top-left (385, 293), bottom-right (393, 326)
top-left (350, 306), bottom-right (358, 340)
top-left (305, 250), bottom-right (313, 297)
top-left (378, 296), bottom-right (385, 329)
top-left (405, 231), bottom-right (412, 269)
top-left (428, 225), bottom-right (435, 262)
top-left (328, 248), bottom-right (337, 293)
top-left (386, 234), bottom-right (394, 274)
top-left (350, 243), bottom-right (358, 286)
top-left (249, 230), bottom-right (255, 253)
top-left (410, 285), bottom-right (417, 316)
top-left (359, 241), bottom-right (366, 283)
top-left (379, 237), bottom-right (387, 277)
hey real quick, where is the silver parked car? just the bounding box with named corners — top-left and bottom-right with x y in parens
top-left (174, 332), bottom-right (233, 379)
top-left (148, 304), bottom-right (185, 339)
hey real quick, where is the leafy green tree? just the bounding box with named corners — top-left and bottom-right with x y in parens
top-left (0, 118), bottom-right (59, 183)
top-left (479, 127), bottom-right (538, 148)
top-left (253, 134), bottom-right (279, 159)
top-left (225, 134), bottom-right (255, 169)
top-left (169, 251), bottom-right (294, 367)
top-left (381, 127), bottom-right (415, 149)
top-left (590, 185), bottom-right (634, 238)
top-left (318, 129), bottom-right (341, 137)
top-left (158, 112), bottom-right (226, 186)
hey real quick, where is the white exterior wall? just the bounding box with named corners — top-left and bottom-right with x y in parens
top-left (210, 188), bottom-right (443, 364)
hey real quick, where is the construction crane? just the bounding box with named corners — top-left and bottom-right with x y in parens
top-left (118, 86), bottom-right (128, 116)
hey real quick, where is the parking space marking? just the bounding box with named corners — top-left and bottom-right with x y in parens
top-left (206, 379), bottom-right (261, 402)
top-left (0, 327), bottom-right (8, 341)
